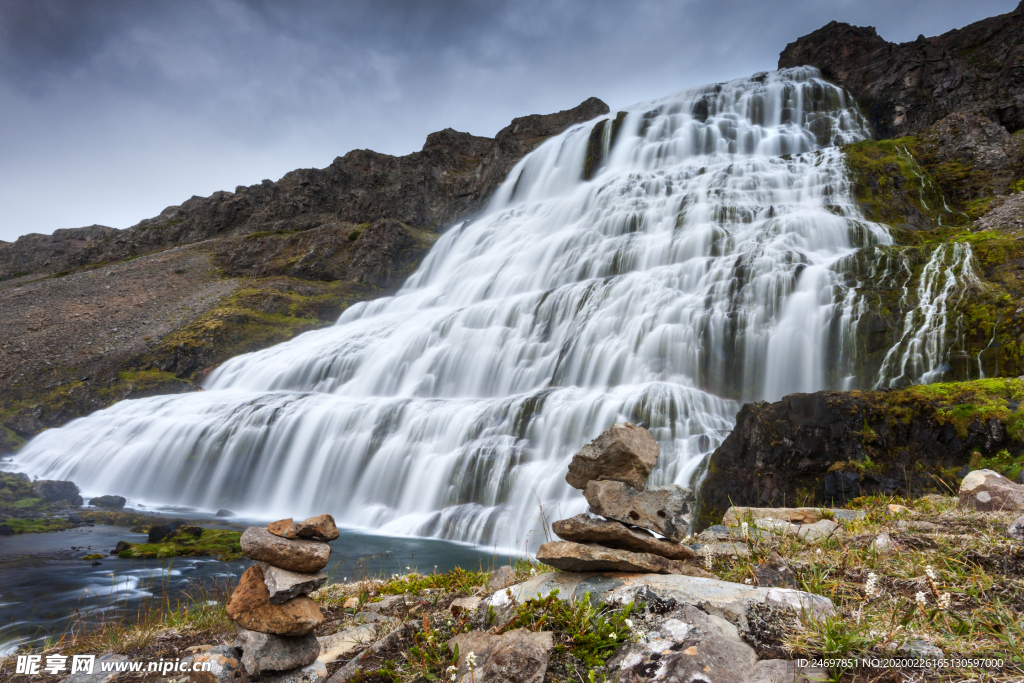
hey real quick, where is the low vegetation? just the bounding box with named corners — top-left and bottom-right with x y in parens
top-left (115, 528), bottom-right (243, 561)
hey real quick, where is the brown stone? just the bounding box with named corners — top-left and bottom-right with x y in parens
top-left (535, 541), bottom-right (713, 577)
top-left (552, 514), bottom-right (696, 560)
top-left (241, 526), bottom-right (331, 572)
top-left (959, 469), bottom-right (1024, 512)
top-left (227, 566), bottom-right (324, 636)
top-left (449, 629), bottom-right (554, 683)
top-left (487, 565), bottom-right (518, 593)
top-left (268, 518), bottom-right (297, 539)
top-left (583, 481), bottom-right (693, 542)
top-left (565, 422), bottom-right (658, 491)
top-left (295, 514), bottom-right (340, 542)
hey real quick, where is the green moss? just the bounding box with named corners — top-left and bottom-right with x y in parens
top-left (877, 378), bottom-right (1024, 439)
top-left (12, 497), bottom-right (41, 509)
top-left (1, 517), bottom-right (73, 534)
top-left (117, 528), bottom-right (243, 561)
top-left (82, 553), bottom-right (104, 560)
top-left (974, 448), bottom-right (1024, 481)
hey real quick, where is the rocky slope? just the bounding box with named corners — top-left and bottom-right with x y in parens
top-left (779, 1), bottom-right (1024, 139)
top-left (0, 98), bottom-right (608, 453)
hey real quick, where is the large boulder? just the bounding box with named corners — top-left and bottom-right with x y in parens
top-left (448, 629), bottom-right (554, 683)
top-left (89, 495), bottom-right (126, 510)
top-left (240, 526), bottom-right (331, 572)
top-left (226, 565), bottom-right (324, 636)
top-left (148, 520), bottom-right (185, 543)
top-left (31, 479), bottom-right (81, 504)
top-left (233, 625), bottom-right (319, 676)
top-left (583, 481), bottom-right (693, 542)
top-left (536, 541), bottom-right (711, 577)
top-left (959, 469), bottom-right (1024, 512)
top-left (295, 514), bottom-right (340, 542)
top-left (258, 562), bottom-right (328, 604)
top-left (565, 422), bottom-right (659, 490)
top-left (552, 514), bottom-right (696, 560)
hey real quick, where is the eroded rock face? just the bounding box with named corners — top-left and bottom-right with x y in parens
top-left (233, 625), bottom-right (320, 676)
top-left (31, 480), bottom-right (80, 503)
top-left (257, 562), bottom-right (328, 604)
top-left (295, 514), bottom-right (339, 542)
top-left (552, 514), bottom-right (696, 560)
top-left (959, 468), bottom-right (1024, 511)
top-left (535, 541), bottom-right (710, 577)
top-left (226, 565), bottom-right (324, 636)
top-left (565, 422), bottom-right (659, 490)
top-left (449, 629), bottom-right (554, 683)
top-left (778, 3), bottom-right (1024, 138)
top-left (583, 481), bottom-right (693, 542)
top-left (240, 526), bottom-right (331, 573)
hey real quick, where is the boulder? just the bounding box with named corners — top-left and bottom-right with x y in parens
top-left (216, 509), bottom-right (235, 517)
top-left (182, 645), bottom-right (246, 683)
top-left (295, 514), bottom-right (340, 542)
top-left (583, 481), bottom-right (693, 542)
top-left (316, 623), bottom-right (377, 663)
top-left (449, 628), bottom-right (554, 683)
top-left (1009, 514), bottom-right (1024, 540)
top-left (226, 565), bottom-right (324, 636)
top-left (959, 469), bottom-right (1024, 512)
top-left (233, 625), bottom-right (319, 676)
top-left (31, 479), bottom-right (80, 503)
top-left (565, 422), bottom-right (658, 491)
top-left (487, 565), bottom-right (518, 593)
top-left (268, 518), bottom-right (297, 539)
top-left (89, 495), bottom-right (126, 510)
top-left (0, 524), bottom-right (13, 536)
top-left (241, 526), bottom-right (331, 572)
top-left (536, 541), bottom-right (713, 577)
top-left (258, 562), bottom-right (328, 604)
top-left (449, 596), bottom-right (483, 616)
top-left (259, 661), bottom-right (327, 683)
top-left (148, 520), bottom-right (185, 543)
top-left (59, 654), bottom-right (130, 683)
top-left (552, 514), bottom-right (696, 560)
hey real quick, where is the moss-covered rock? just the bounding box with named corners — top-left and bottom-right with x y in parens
top-left (693, 378), bottom-right (1024, 531)
top-left (116, 527), bottom-right (243, 561)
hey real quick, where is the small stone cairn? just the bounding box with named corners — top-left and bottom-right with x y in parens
top-left (537, 422), bottom-right (712, 576)
top-left (225, 514), bottom-right (339, 679)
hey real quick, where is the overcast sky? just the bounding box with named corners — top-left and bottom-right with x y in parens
top-left (0, 0), bottom-right (1017, 243)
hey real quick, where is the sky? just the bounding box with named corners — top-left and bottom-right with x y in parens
top-left (0, 0), bottom-right (1018, 243)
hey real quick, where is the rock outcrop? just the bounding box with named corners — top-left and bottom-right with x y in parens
top-left (958, 468), bottom-right (1024, 511)
top-left (779, 2), bottom-right (1024, 138)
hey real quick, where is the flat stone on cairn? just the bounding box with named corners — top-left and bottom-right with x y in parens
top-left (227, 514), bottom-right (337, 677)
top-left (539, 423), bottom-right (706, 575)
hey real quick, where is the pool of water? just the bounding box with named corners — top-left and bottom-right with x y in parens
top-left (0, 515), bottom-right (515, 655)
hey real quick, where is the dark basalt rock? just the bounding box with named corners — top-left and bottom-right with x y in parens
top-left (779, 3), bottom-right (1024, 138)
top-left (148, 519), bottom-right (185, 543)
top-left (31, 480), bottom-right (80, 504)
top-left (89, 494), bottom-right (126, 510)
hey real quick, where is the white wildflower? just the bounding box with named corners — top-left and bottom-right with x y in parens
top-left (864, 572), bottom-right (881, 599)
top-left (466, 652), bottom-right (477, 670)
top-left (445, 665), bottom-right (458, 682)
top-left (609, 632), bottom-right (617, 640)
top-left (624, 619), bottom-right (634, 629)
top-left (530, 567), bottom-right (537, 576)
top-left (703, 545), bottom-right (713, 571)
top-left (744, 578), bottom-right (753, 585)
top-left (925, 565), bottom-right (938, 581)
top-left (938, 592), bottom-right (952, 610)
top-left (915, 591), bottom-right (928, 608)
top-left (741, 521), bottom-right (749, 540)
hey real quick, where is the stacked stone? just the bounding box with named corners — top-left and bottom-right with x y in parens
top-left (537, 423), bottom-right (710, 576)
top-left (226, 514), bottom-right (339, 680)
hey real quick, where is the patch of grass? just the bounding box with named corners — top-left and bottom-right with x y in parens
top-left (1, 516), bottom-right (73, 533)
top-left (117, 528), bottom-right (242, 561)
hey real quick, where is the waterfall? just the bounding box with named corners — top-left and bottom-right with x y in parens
top-left (13, 67), bottom-right (898, 550)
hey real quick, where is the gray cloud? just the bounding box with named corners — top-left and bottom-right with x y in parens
top-left (0, 0), bottom-right (1017, 242)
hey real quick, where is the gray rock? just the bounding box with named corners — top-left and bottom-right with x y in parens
top-left (216, 508), bottom-right (235, 517)
top-left (899, 639), bottom-right (945, 660)
top-left (959, 469), bottom-right (1024, 512)
top-left (565, 422), bottom-right (659, 491)
top-left (552, 513), bottom-right (696, 560)
top-left (148, 519), bottom-right (185, 543)
top-left (449, 628), bottom-right (554, 683)
top-left (317, 624), bottom-right (377, 663)
top-left (260, 661), bottom-right (328, 683)
top-left (449, 596), bottom-right (483, 616)
top-left (59, 655), bottom-right (129, 683)
top-left (181, 645), bottom-right (245, 682)
top-left (487, 565), bottom-right (518, 593)
top-left (537, 541), bottom-right (711, 576)
top-left (871, 533), bottom-right (894, 552)
top-left (487, 571), bottom-right (834, 629)
top-left (240, 526), bottom-right (331, 573)
top-left (584, 480), bottom-right (693, 542)
top-left (89, 495), bottom-right (126, 510)
top-left (257, 562), bottom-right (328, 604)
top-left (750, 660), bottom-right (829, 683)
top-left (1009, 514), bottom-right (1024, 540)
top-left (32, 479), bottom-right (80, 503)
top-left (233, 625), bottom-right (319, 676)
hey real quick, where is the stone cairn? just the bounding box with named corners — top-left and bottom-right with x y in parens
top-left (536, 423), bottom-right (711, 576)
top-left (225, 514), bottom-right (339, 679)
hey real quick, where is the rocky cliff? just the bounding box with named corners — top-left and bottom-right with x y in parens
top-left (0, 97), bottom-right (608, 453)
top-left (779, 1), bottom-right (1024, 139)
top-left (694, 379), bottom-right (1024, 530)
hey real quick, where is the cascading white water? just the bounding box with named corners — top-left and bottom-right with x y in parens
top-left (14, 67), bottom-right (900, 550)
